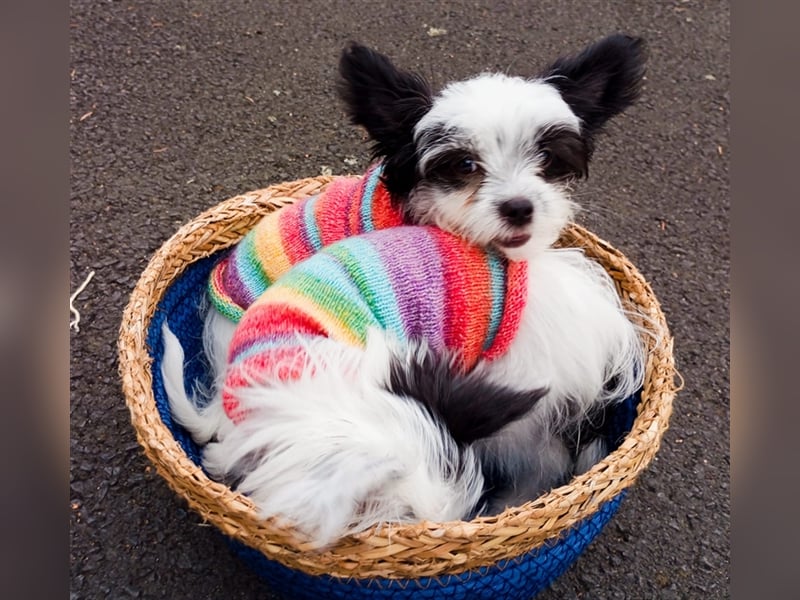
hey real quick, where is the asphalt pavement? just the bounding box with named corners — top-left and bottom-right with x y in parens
top-left (70, 1), bottom-right (729, 598)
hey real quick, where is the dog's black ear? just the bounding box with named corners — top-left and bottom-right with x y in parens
top-left (337, 42), bottom-right (432, 199)
top-left (539, 34), bottom-right (646, 137)
top-left (337, 42), bottom-right (432, 153)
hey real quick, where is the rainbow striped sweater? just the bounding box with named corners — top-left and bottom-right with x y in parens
top-left (222, 226), bottom-right (528, 422)
top-left (209, 163), bottom-right (404, 322)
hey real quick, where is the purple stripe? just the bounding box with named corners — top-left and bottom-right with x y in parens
top-left (373, 228), bottom-right (447, 349)
top-left (227, 244), bottom-right (259, 307)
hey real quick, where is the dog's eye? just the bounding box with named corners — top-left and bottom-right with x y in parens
top-left (539, 149), bottom-right (552, 168)
top-left (425, 152), bottom-right (481, 187)
top-left (457, 157), bottom-right (478, 175)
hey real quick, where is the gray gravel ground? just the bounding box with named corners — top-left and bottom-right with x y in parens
top-left (70, 1), bottom-right (729, 598)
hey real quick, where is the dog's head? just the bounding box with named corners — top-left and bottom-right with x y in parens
top-left (337, 35), bottom-right (646, 260)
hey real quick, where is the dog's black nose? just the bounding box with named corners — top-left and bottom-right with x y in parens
top-left (499, 198), bottom-right (533, 226)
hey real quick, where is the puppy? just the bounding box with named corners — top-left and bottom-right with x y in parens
top-left (162, 34), bottom-right (650, 544)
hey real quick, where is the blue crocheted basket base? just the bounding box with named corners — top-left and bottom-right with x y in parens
top-left (147, 253), bottom-right (640, 600)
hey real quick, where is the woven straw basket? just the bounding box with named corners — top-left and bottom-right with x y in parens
top-left (118, 175), bottom-right (676, 599)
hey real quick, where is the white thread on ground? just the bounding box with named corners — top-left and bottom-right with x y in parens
top-left (70, 270), bottom-right (95, 333)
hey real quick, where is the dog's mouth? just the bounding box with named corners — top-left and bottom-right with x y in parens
top-left (496, 233), bottom-right (531, 249)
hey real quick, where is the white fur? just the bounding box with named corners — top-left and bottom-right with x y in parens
top-left (480, 248), bottom-right (644, 413)
top-left (201, 299), bottom-right (237, 384)
top-left (469, 248), bottom-right (646, 513)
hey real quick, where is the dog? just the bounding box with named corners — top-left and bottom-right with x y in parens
top-left (162, 34), bottom-right (650, 545)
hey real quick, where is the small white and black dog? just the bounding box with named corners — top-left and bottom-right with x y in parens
top-left (163, 34), bottom-right (650, 545)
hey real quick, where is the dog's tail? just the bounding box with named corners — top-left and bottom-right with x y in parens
top-left (161, 320), bottom-right (232, 445)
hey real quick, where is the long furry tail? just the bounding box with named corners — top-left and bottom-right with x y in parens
top-left (161, 321), bottom-right (231, 444)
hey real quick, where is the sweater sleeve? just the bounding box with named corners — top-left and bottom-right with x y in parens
top-left (207, 164), bottom-right (403, 322)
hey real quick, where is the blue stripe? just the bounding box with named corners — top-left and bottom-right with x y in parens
top-left (482, 253), bottom-right (507, 352)
top-left (287, 252), bottom-right (365, 305)
top-left (358, 164), bottom-right (384, 232)
top-left (303, 195), bottom-right (323, 251)
top-left (326, 236), bottom-right (406, 341)
top-left (232, 336), bottom-right (299, 364)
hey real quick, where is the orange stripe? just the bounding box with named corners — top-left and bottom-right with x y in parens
top-left (254, 287), bottom-right (364, 348)
top-left (251, 211), bottom-right (294, 282)
top-left (370, 185), bottom-right (404, 229)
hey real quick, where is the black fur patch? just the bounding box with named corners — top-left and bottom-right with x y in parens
top-left (536, 125), bottom-right (590, 181)
top-left (385, 345), bottom-right (546, 445)
top-left (337, 42), bottom-right (432, 202)
top-left (539, 34), bottom-right (647, 139)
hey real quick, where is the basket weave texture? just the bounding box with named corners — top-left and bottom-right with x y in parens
top-left (118, 175), bottom-right (676, 586)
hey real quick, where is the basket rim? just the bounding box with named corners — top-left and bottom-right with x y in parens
top-left (118, 174), bottom-right (676, 579)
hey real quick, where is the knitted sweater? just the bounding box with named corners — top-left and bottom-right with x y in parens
top-left (222, 226), bottom-right (529, 422)
top-left (209, 163), bottom-right (404, 322)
